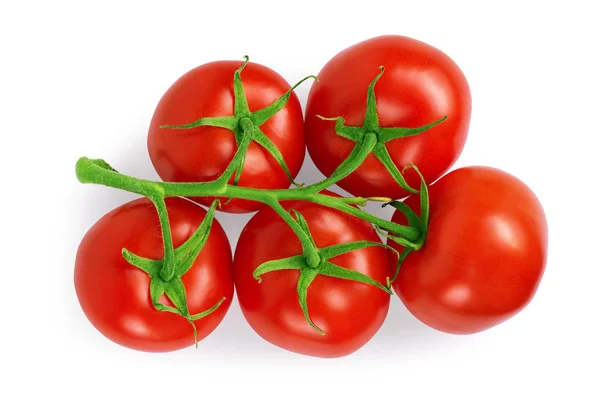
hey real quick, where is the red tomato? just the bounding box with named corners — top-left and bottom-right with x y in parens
top-left (305, 35), bottom-right (471, 199)
top-left (74, 197), bottom-right (233, 352)
top-left (147, 60), bottom-right (305, 213)
top-left (388, 166), bottom-right (548, 334)
top-left (233, 194), bottom-right (393, 358)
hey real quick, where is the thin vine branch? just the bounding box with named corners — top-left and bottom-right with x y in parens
top-left (76, 152), bottom-right (422, 247)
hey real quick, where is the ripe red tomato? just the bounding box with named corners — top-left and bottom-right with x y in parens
top-left (74, 197), bottom-right (233, 352)
top-left (388, 166), bottom-right (548, 334)
top-left (147, 60), bottom-right (305, 213)
top-left (305, 35), bottom-right (471, 199)
top-left (233, 194), bottom-right (393, 358)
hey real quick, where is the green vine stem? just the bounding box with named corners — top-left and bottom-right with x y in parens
top-left (75, 60), bottom-right (444, 336)
top-left (152, 196), bottom-right (177, 281)
top-left (76, 156), bottom-right (422, 245)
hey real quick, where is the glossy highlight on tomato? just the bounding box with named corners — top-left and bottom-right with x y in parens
top-left (388, 166), bottom-right (548, 334)
top-left (74, 197), bottom-right (233, 352)
top-left (148, 60), bottom-right (305, 213)
top-left (233, 194), bottom-right (393, 358)
top-left (305, 35), bottom-right (471, 199)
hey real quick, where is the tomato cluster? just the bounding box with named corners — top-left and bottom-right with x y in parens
top-left (74, 35), bottom-right (547, 358)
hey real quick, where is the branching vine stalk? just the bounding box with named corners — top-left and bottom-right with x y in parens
top-left (75, 57), bottom-right (446, 337)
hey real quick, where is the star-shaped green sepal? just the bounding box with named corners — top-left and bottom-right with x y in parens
top-left (252, 209), bottom-right (399, 335)
top-left (121, 200), bottom-right (225, 346)
top-left (161, 56), bottom-right (315, 186)
top-left (317, 66), bottom-right (448, 194)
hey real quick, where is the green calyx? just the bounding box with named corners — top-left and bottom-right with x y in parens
top-left (252, 209), bottom-right (399, 335)
top-left (317, 66), bottom-right (447, 194)
top-left (160, 55), bottom-right (316, 187)
top-left (122, 199), bottom-right (226, 347)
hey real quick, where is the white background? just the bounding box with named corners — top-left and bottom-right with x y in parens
top-left (2, 1), bottom-right (598, 399)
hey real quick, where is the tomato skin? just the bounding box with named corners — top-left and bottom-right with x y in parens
top-left (305, 35), bottom-right (471, 199)
top-left (147, 60), bottom-right (305, 213)
top-left (233, 194), bottom-right (392, 358)
top-left (74, 197), bottom-right (233, 352)
top-left (388, 166), bottom-right (548, 334)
